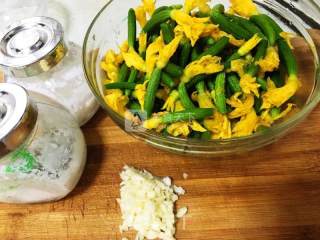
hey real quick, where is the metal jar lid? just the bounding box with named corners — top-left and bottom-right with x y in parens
top-left (0, 17), bottom-right (67, 78)
top-left (0, 83), bottom-right (38, 158)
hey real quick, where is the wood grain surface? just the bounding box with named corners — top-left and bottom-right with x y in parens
top-left (0, 33), bottom-right (320, 240)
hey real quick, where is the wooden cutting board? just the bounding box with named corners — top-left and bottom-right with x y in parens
top-left (1, 32), bottom-right (320, 239)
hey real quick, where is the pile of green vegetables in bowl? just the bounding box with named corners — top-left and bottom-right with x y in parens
top-left (101, 0), bottom-right (301, 140)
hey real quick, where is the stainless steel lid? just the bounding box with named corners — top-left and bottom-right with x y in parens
top-left (0, 17), bottom-right (67, 78)
top-left (0, 83), bottom-right (38, 158)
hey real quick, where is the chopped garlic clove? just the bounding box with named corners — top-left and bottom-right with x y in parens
top-left (176, 207), bottom-right (188, 219)
top-left (173, 185), bottom-right (186, 196)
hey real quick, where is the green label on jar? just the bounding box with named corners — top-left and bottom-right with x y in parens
top-left (4, 149), bottom-right (36, 174)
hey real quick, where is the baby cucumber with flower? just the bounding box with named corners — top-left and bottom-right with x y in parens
top-left (100, 0), bottom-right (301, 139)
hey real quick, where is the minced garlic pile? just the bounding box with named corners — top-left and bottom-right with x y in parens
top-left (118, 166), bottom-right (187, 240)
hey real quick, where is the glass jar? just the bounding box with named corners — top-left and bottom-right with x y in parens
top-left (0, 17), bottom-right (99, 126)
top-left (0, 83), bottom-right (86, 204)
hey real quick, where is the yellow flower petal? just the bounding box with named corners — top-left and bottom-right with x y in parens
top-left (230, 59), bottom-right (247, 77)
top-left (240, 74), bottom-right (260, 97)
top-left (174, 25), bottom-right (185, 38)
top-left (280, 32), bottom-right (295, 49)
top-left (230, 0), bottom-right (259, 18)
top-left (238, 34), bottom-right (262, 56)
top-left (101, 50), bottom-right (122, 83)
top-left (139, 32), bottom-right (148, 55)
top-left (262, 75), bottom-right (301, 109)
top-left (167, 122), bottom-right (191, 137)
top-left (175, 100), bottom-right (185, 112)
top-left (189, 120), bottom-right (207, 132)
top-left (143, 117), bottom-right (162, 130)
top-left (184, 0), bottom-right (196, 13)
top-left (204, 112), bottom-right (232, 139)
top-left (146, 36), bottom-right (164, 77)
top-left (182, 56), bottom-right (224, 82)
top-left (162, 90), bottom-right (180, 112)
top-left (167, 120), bottom-right (206, 137)
top-left (257, 46), bottom-right (280, 73)
top-left (267, 77), bottom-right (277, 90)
top-left (171, 10), bottom-right (210, 46)
top-left (143, 0), bottom-right (156, 16)
top-left (184, 0), bottom-right (211, 14)
top-left (157, 35), bottom-right (182, 69)
top-left (200, 24), bottom-right (220, 38)
top-left (227, 93), bottom-right (255, 119)
top-left (273, 103), bottom-right (294, 121)
top-left (197, 91), bottom-right (215, 108)
top-left (104, 90), bottom-right (129, 117)
top-left (122, 48), bottom-right (147, 72)
top-left (133, 82), bottom-right (148, 109)
top-left (135, 6), bottom-right (147, 28)
top-left (232, 109), bottom-right (258, 137)
top-left (258, 103), bottom-right (294, 127)
top-left (211, 30), bottom-right (244, 47)
top-left (120, 40), bottom-right (129, 53)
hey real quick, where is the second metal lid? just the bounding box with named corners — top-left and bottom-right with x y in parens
top-left (0, 83), bottom-right (38, 158)
top-left (0, 17), bottom-right (67, 78)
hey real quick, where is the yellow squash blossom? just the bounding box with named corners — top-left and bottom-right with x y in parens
top-left (162, 90), bottom-right (180, 112)
top-left (266, 77), bottom-right (277, 90)
top-left (232, 109), bottom-right (258, 137)
top-left (258, 103), bottom-right (294, 127)
top-left (280, 32), bottom-right (295, 49)
top-left (143, 116), bottom-right (162, 129)
top-left (257, 46), bottom-right (280, 73)
top-left (139, 32), bottom-right (147, 55)
top-left (181, 55), bottom-right (224, 82)
top-left (204, 112), bottom-right (232, 139)
top-left (174, 25), bottom-right (185, 38)
top-left (238, 34), bottom-right (262, 56)
top-left (146, 36), bottom-right (164, 76)
top-left (157, 35), bottom-right (182, 69)
top-left (200, 24), bottom-right (220, 38)
top-left (240, 74), bottom-right (260, 97)
top-left (120, 40), bottom-right (129, 53)
top-left (230, 0), bottom-right (259, 18)
top-left (227, 93), bottom-right (255, 119)
top-left (122, 48), bottom-right (146, 73)
top-left (211, 30), bottom-right (245, 47)
top-left (143, 0), bottom-right (156, 16)
top-left (135, 6), bottom-right (147, 28)
top-left (167, 121), bottom-right (207, 137)
top-left (184, 0), bottom-right (211, 14)
top-left (198, 91), bottom-right (215, 108)
top-left (133, 81), bottom-right (148, 109)
top-left (105, 49), bottom-right (123, 66)
top-left (261, 75), bottom-right (301, 109)
top-left (104, 90), bottom-right (129, 117)
top-left (230, 59), bottom-right (247, 77)
top-left (175, 100), bottom-right (185, 112)
top-left (171, 10), bottom-right (211, 46)
top-left (101, 50), bottom-right (122, 83)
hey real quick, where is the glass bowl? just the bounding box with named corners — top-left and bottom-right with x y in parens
top-left (83, 0), bottom-right (320, 156)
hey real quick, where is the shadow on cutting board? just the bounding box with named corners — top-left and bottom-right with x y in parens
top-left (66, 108), bottom-right (107, 199)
